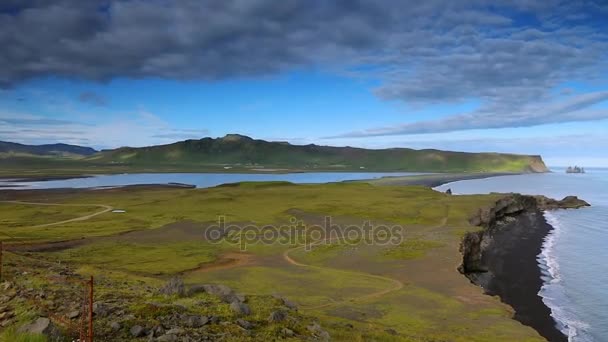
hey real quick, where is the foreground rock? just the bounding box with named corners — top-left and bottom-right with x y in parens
top-left (18, 317), bottom-right (61, 339)
top-left (187, 284), bottom-right (246, 303)
top-left (159, 277), bottom-right (186, 297)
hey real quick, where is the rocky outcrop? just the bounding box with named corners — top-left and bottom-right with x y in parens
top-left (534, 195), bottom-right (590, 210)
top-left (461, 194), bottom-right (589, 273)
top-left (526, 155), bottom-right (550, 173)
top-left (459, 193), bottom-right (589, 342)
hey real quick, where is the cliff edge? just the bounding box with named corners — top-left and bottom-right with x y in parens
top-left (459, 193), bottom-right (589, 341)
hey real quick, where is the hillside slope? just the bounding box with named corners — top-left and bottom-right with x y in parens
top-left (0, 141), bottom-right (97, 158)
top-left (88, 134), bottom-right (549, 173)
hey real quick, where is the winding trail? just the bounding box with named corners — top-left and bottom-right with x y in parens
top-left (0, 201), bottom-right (113, 228)
top-left (283, 237), bottom-right (405, 310)
top-left (283, 204), bottom-right (450, 311)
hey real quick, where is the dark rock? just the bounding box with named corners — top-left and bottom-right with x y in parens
top-left (281, 327), bottom-right (295, 337)
top-left (236, 319), bottom-right (253, 329)
top-left (157, 334), bottom-right (178, 342)
top-left (534, 195), bottom-right (590, 210)
top-left (110, 321), bottom-right (121, 331)
top-left (273, 294), bottom-right (299, 311)
top-left (18, 317), bottom-right (61, 338)
top-left (130, 325), bottom-right (145, 337)
top-left (93, 302), bottom-right (110, 317)
top-left (229, 301), bottom-right (251, 316)
top-left (462, 193), bottom-right (590, 274)
top-left (159, 277), bottom-right (185, 297)
top-left (445, 188), bottom-right (452, 195)
top-left (189, 284), bottom-right (246, 303)
top-left (385, 328), bottom-right (398, 335)
top-left (184, 315), bottom-right (209, 328)
top-left (307, 322), bottom-right (330, 341)
top-left (268, 310), bottom-right (287, 323)
top-left (165, 328), bottom-right (185, 335)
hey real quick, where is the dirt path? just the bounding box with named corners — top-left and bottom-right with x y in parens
top-left (283, 237), bottom-right (405, 310)
top-left (283, 205), bottom-right (450, 311)
top-left (186, 253), bottom-right (255, 274)
top-left (0, 201), bottom-right (114, 228)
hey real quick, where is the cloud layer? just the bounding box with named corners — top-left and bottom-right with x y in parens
top-left (0, 110), bottom-right (208, 148)
top-left (1, 0), bottom-right (606, 111)
top-left (330, 91), bottom-right (608, 137)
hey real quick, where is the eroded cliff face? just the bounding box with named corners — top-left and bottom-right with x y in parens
top-left (527, 155), bottom-right (550, 173)
top-left (459, 194), bottom-right (589, 274)
top-left (458, 193), bottom-right (589, 342)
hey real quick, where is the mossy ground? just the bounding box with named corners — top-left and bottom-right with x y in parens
top-left (0, 182), bottom-right (544, 341)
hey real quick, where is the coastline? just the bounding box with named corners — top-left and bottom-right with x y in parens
top-left (459, 194), bottom-right (589, 342)
top-left (477, 209), bottom-right (566, 341)
top-left (360, 172), bottom-right (517, 187)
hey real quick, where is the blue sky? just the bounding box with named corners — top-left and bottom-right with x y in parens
top-left (0, 1), bottom-right (607, 166)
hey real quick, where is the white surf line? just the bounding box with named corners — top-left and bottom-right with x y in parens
top-left (0, 201), bottom-right (113, 228)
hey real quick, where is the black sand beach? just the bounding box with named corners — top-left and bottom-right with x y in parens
top-left (469, 210), bottom-right (567, 342)
top-left (361, 172), bottom-right (516, 187)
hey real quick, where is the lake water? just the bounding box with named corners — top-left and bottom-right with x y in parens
top-left (435, 168), bottom-right (608, 342)
top-left (0, 172), bottom-right (426, 190)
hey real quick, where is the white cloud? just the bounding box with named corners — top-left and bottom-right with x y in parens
top-left (0, 109), bottom-right (209, 148)
top-left (329, 91), bottom-right (608, 138)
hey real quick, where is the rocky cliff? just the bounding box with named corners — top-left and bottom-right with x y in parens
top-left (459, 193), bottom-right (589, 341)
top-left (526, 155), bottom-right (550, 173)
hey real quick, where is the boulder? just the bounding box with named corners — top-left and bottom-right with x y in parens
top-left (93, 302), bottom-right (110, 317)
top-left (385, 328), bottom-right (398, 335)
top-left (307, 322), bottom-right (330, 341)
top-left (165, 328), bottom-right (185, 335)
top-left (189, 284), bottom-right (246, 303)
top-left (268, 310), bottom-right (287, 323)
top-left (67, 310), bottom-right (80, 319)
top-left (183, 315), bottom-right (209, 328)
top-left (273, 294), bottom-right (299, 311)
top-left (157, 334), bottom-right (178, 342)
top-left (229, 301), bottom-right (251, 316)
top-left (18, 317), bottom-right (60, 338)
top-left (236, 319), bottom-right (253, 330)
top-left (159, 277), bottom-right (185, 297)
top-left (281, 327), bottom-right (295, 337)
top-left (130, 325), bottom-right (145, 337)
top-left (110, 321), bottom-right (121, 331)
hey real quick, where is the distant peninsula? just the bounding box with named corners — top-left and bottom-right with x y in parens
top-left (0, 134), bottom-right (549, 177)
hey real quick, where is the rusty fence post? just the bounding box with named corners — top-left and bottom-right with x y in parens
top-left (0, 241), bottom-right (3, 282)
top-left (89, 275), bottom-right (94, 342)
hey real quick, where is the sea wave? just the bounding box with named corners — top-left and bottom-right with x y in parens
top-left (539, 211), bottom-right (591, 342)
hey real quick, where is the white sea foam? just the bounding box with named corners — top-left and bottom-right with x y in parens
top-left (539, 212), bottom-right (591, 342)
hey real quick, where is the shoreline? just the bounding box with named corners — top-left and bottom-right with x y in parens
top-left (360, 172), bottom-right (517, 187)
top-left (485, 211), bottom-right (566, 341)
top-left (462, 196), bottom-right (572, 342)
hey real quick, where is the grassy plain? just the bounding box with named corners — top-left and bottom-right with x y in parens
top-left (0, 182), bottom-right (545, 341)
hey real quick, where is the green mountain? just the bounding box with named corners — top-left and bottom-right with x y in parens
top-left (87, 134), bottom-right (549, 173)
top-left (0, 141), bottom-right (97, 158)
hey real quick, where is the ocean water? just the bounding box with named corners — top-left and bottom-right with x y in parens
top-left (0, 172), bottom-right (426, 190)
top-left (435, 168), bottom-right (608, 342)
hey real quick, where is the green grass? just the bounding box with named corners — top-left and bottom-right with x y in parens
top-left (380, 239), bottom-right (445, 260)
top-left (0, 328), bottom-right (47, 342)
top-left (51, 241), bottom-right (221, 275)
top-left (0, 182), bottom-right (545, 341)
